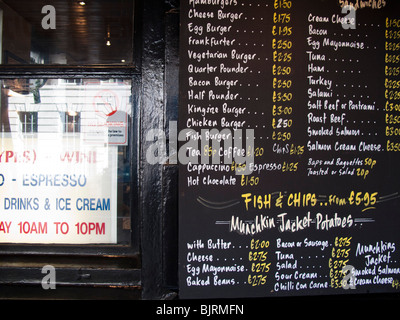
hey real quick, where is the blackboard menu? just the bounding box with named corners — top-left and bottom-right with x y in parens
top-left (179, 0), bottom-right (400, 299)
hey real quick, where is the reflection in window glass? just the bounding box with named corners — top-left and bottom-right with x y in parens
top-left (0, 79), bottom-right (132, 245)
top-left (18, 111), bottom-right (38, 133)
top-left (64, 112), bottom-right (81, 133)
top-left (0, 0), bottom-right (134, 65)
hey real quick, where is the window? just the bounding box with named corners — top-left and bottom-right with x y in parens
top-left (1, 78), bottom-right (133, 245)
top-left (0, 0), bottom-right (141, 299)
top-left (0, 0), bottom-right (137, 250)
top-left (18, 111), bottom-right (38, 133)
top-left (64, 112), bottom-right (81, 133)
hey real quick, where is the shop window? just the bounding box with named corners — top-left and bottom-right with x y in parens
top-left (0, 0), bottom-right (139, 299)
top-left (0, 0), bottom-right (137, 251)
top-left (1, 78), bottom-right (132, 245)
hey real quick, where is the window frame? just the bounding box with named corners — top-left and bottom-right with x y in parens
top-left (0, 0), bottom-right (142, 260)
top-left (0, 0), bottom-right (164, 300)
top-left (0, 69), bottom-right (141, 259)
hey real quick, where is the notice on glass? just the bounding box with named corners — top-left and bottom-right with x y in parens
top-left (0, 135), bottom-right (117, 244)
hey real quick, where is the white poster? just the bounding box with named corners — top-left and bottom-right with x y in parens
top-left (0, 135), bottom-right (117, 244)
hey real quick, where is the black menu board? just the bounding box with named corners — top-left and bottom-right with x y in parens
top-left (179, 0), bottom-right (400, 299)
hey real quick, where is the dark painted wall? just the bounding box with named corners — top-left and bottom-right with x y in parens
top-left (139, 0), bottom-right (180, 299)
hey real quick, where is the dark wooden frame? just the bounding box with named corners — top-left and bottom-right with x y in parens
top-left (0, 0), bottom-right (180, 300)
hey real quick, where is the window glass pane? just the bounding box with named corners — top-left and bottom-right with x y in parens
top-left (0, 78), bottom-right (132, 245)
top-left (0, 0), bottom-right (134, 65)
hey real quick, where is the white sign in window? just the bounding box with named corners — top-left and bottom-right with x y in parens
top-left (0, 78), bottom-right (132, 244)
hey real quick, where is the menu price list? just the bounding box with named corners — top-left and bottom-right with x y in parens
top-left (179, 0), bottom-right (400, 299)
top-left (182, 235), bottom-right (400, 298)
top-left (385, 17), bottom-right (400, 152)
